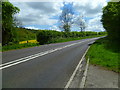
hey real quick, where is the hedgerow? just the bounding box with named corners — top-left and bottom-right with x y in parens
top-left (37, 30), bottom-right (106, 45)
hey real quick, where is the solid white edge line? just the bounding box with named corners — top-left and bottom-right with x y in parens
top-left (64, 46), bottom-right (90, 88)
top-left (79, 58), bottom-right (90, 88)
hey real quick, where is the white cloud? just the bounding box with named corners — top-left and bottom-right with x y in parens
top-left (11, 2), bottom-right (62, 25)
top-left (25, 26), bottom-right (39, 30)
top-left (9, 0), bottom-right (109, 32)
top-left (86, 16), bottom-right (105, 32)
top-left (73, 0), bottom-right (107, 17)
top-left (50, 25), bottom-right (60, 31)
top-left (71, 0), bottom-right (107, 32)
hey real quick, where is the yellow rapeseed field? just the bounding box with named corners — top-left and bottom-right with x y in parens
top-left (19, 41), bottom-right (27, 44)
top-left (19, 40), bottom-right (38, 44)
top-left (28, 40), bottom-right (39, 43)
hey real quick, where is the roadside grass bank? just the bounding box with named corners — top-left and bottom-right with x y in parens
top-left (86, 37), bottom-right (119, 73)
top-left (2, 43), bottom-right (40, 52)
top-left (45, 35), bottom-right (104, 44)
top-left (2, 35), bottom-right (105, 52)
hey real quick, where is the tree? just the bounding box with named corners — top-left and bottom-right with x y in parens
top-left (2, 1), bottom-right (20, 45)
top-left (59, 2), bottom-right (74, 32)
top-left (74, 15), bottom-right (86, 32)
top-left (101, 2), bottom-right (120, 41)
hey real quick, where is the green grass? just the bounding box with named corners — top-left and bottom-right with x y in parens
top-left (2, 43), bottom-right (40, 52)
top-left (86, 37), bottom-right (119, 72)
top-left (47, 35), bottom-right (105, 44)
top-left (2, 35), bottom-right (105, 52)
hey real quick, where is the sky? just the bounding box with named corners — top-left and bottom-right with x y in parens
top-left (9, 0), bottom-right (110, 32)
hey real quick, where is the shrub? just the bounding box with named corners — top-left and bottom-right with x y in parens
top-left (37, 30), bottom-right (56, 44)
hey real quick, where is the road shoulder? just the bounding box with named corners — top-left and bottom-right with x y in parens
top-left (85, 64), bottom-right (118, 88)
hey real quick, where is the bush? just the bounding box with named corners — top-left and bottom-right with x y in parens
top-left (37, 30), bottom-right (58, 44)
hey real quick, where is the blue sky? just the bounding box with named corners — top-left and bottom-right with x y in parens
top-left (9, 0), bottom-right (109, 32)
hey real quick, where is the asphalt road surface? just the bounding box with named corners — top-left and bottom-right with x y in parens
top-left (2, 37), bottom-right (99, 88)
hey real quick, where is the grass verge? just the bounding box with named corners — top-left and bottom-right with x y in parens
top-left (46, 35), bottom-right (105, 44)
top-left (2, 35), bottom-right (105, 52)
top-left (86, 37), bottom-right (119, 73)
top-left (2, 43), bottom-right (40, 52)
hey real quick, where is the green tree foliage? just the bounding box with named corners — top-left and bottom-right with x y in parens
top-left (63, 24), bottom-right (70, 32)
top-left (37, 30), bottom-right (60, 44)
top-left (2, 1), bottom-right (20, 45)
top-left (101, 2), bottom-right (120, 41)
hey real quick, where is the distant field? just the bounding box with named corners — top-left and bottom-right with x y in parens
top-left (86, 37), bottom-right (119, 73)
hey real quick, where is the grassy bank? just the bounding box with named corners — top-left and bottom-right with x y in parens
top-left (2, 43), bottom-right (40, 52)
top-left (86, 37), bottom-right (119, 73)
top-left (46, 35), bottom-right (105, 44)
top-left (2, 35), bottom-right (105, 52)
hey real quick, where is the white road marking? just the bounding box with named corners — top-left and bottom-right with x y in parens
top-left (79, 58), bottom-right (90, 88)
top-left (1, 38), bottom-right (95, 70)
top-left (65, 46), bottom-right (90, 88)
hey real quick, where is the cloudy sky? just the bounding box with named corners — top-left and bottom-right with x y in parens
top-left (9, 0), bottom-right (110, 32)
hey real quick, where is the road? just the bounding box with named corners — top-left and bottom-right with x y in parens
top-left (2, 37), bottom-right (99, 88)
